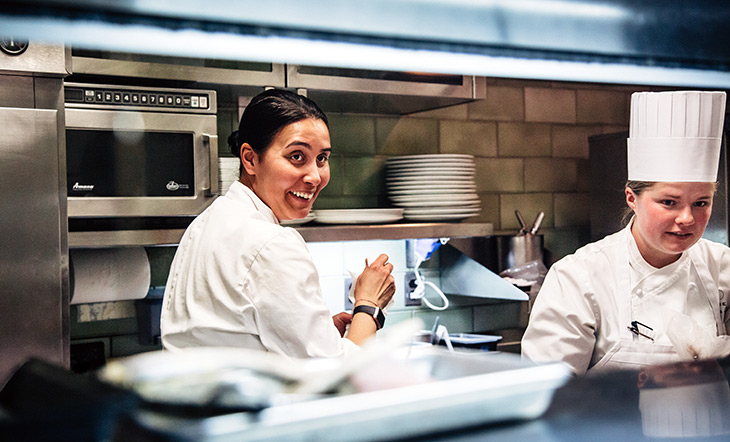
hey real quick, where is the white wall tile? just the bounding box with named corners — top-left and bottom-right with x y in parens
top-left (342, 240), bottom-right (407, 272)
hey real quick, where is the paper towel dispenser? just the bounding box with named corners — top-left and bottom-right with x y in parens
top-left (69, 248), bottom-right (151, 305)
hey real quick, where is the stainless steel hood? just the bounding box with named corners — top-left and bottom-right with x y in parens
top-left (2, 1), bottom-right (730, 87)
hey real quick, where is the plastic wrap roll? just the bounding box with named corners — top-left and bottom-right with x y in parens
top-left (70, 247), bottom-right (151, 305)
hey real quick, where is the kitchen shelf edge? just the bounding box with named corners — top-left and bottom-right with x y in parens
top-left (68, 222), bottom-right (494, 248)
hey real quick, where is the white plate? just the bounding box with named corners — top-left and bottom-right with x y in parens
top-left (313, 208), bottom-right (403, 224)
top-left (386, 175), bottom-right (475, 183)
top-left (390, 192), bottom-right (479, 201)
top-left (389, 191), bottom-right (478, 199)
top-left (386, 163), bottom-right (475, 171)
top-left (404, 205), bottom-right (481, 215)
top-left (404, 212), bottom-right (480, 221)
top-left (390, 196), bottom-right (479, 204)
top-left (387, 184), bottom-right (478, 192)
top-left (386, 169), bottom-right (475, 178)
top-left (386, 154), bottom-right (475, 162)
top-left (393, 199), bottom-right (481, 208)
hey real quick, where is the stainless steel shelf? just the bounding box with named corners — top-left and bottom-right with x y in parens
top-left (296, 222), bottom-right (493, 242)
top-left (68, 222), bottom-right (494, 248)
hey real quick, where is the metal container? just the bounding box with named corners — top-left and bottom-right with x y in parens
top-left (496, 234), bottom-right (544, 271)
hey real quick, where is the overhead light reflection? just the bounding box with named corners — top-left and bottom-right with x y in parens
top-left (3, 14), bottom-right (729, 88)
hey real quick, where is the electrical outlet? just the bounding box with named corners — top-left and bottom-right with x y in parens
top-left (344, 276), bottom-right (353, 309)
top-left (404, 270), bottom-right (421, 306)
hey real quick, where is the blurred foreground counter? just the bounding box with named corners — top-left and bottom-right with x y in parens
top-left (3, 354), bottom-right (730, 441)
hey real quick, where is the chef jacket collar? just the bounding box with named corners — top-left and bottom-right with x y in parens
top-left (626, 216), bottom-right (689, 276)
top-left (227, 181), bottom-right (279, 225)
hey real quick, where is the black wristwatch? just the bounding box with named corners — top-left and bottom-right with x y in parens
top-left (353, 305), bottom-right (385, 330)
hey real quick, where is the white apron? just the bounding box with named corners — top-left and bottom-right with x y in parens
top-left (591, 246), bottom-right (725, 372)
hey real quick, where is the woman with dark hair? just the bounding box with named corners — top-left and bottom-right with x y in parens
top-left (161, 89), bottom-right (395, 358)
top-left (522, 91), bottom-right (730, 375)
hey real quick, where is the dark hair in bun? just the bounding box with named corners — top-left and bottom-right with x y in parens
top-left (227, 89), bottom-right (328, 175)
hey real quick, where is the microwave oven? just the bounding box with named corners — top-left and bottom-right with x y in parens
top-left (64, 82), bottom-right (218, 218)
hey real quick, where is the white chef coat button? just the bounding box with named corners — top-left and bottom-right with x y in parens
top-left (635, 289), bottom-right (643, 296)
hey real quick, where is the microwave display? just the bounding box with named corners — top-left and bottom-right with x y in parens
top-left (66, 128), bottom-right (195, 197)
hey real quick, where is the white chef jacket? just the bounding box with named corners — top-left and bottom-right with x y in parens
top-left (160, 181), bottom-right (359, 359)
top-left (522, 222), bottom-right (730, 375)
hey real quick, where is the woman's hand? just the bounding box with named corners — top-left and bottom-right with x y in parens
top-left (332, 312), bottom-right (352, 337)
top-left (353, 253), bottom-right (396, 309)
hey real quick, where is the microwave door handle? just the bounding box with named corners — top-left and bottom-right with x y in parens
top-left (202, 133), bottom-right (219, 196)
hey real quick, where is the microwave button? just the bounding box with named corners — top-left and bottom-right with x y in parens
top-left (113, 92), bottom-right (122, 103)
top-left (182, 96), bottom-right (191, 107)
top-left (190, 96), bottom-right (199, 108)
top-left (158, 95), bottom-right (166, 105)
top-left (95, 91), bottom-right (103, 102)
top-left (122, 93), bottom-right (131, 103)
top-left (199, 96), bottom-right (208, 109)
top-left (141, 94), bottom-right (148, 104)
top-left (131, 93), bottom-right (139, 104)
top-left (84, 90), bottom-right (95, 102)
top-left (166, 95), bottom-right (174, 106)
top-left (174, 96), bottom-right (182, 106)
top-left (149, 94), bottom-right (156, 105)
top-left (104, 91), bottom-right (113, 102)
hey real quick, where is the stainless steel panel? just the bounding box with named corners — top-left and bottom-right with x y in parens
top-left (72, 56), bottom-right (286, 87)
top-left (287, 65), bottom-right (478, 98)
top-left (0, 107), bottom-right (67, 386)
top-left (0, 75), bottom-right (33, 107)
top-left (0, 41), bottom-right (67, 76)
top-left (65, 108), bottom-right (218, 217)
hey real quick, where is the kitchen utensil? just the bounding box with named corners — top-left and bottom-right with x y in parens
top-left (530, 211), bottom-right (545, 235)
top-left (515, 210), bottom-right (527, 235)
top-left (429, 316), bottom-right (440, 345)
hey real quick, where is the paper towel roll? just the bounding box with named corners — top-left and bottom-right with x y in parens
top-left (70, 247), bottom-right (151, 305)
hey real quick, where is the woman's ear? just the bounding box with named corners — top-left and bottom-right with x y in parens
top-left (240, 143), bottom-right (258, 176)
top-left (625, 187), bottom-right (637, 211)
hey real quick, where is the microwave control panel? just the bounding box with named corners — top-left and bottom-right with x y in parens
top-left (63, 83), bottom-right (216, 114)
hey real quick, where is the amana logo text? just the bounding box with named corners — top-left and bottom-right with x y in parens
top-left (72, 182), bottom-right (94, 192)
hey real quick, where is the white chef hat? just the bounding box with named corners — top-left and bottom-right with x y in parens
top-left (627, 91), bottom-right (727, 182)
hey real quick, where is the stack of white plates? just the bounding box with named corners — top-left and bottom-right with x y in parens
top-left (313, 208), bottom-right (403, 225)
top-left (219, 157), bottom-right (240, 195)
top-left (386, 154), bottom-right (481, 221)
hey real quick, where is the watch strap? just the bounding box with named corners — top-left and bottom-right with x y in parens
top-left (353, 305), bottom-right (385, 330)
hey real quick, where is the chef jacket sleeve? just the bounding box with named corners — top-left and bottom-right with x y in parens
top-left (521, 258), bottom-right (597, 375)
top-left (245, 228), bottom-right (360, 359)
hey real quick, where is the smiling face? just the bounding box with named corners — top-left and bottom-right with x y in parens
top-left (626, 182), bottom-right (715, 268)
top-left (241, 118), bottom-right (331, 221)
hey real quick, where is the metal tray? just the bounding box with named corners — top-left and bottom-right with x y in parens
top-left (128, 347), bottom-right (570, 442)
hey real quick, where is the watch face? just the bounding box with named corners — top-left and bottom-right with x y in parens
top-left (1, 37), bottom-right (29, 56)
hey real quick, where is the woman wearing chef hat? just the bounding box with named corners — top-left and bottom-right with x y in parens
top-left (161, 89), bottom-right (395, 358)
top-left (522, 90), bottom-right (730, 375)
